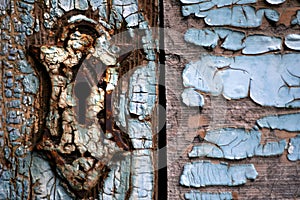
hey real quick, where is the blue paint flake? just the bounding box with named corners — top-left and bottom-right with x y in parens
top-left (180, 160), bottom-right (258, 187)
top-left (288, 135), bottom-right (300, 161)
top-left (257, 113), bottom-right (300, 132)
top-left (183, 54), bottom-right (300, 107)
top-left (185, 191), bottom-right (232, 200)
top-left (189, 128), bottom-right (286, 159)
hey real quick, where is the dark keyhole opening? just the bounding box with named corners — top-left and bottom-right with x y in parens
top-left (74, 82), bottom-right (91, 124)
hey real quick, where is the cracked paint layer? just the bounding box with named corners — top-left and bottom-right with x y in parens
top-left (242, 35), bottom-right (281, 54)
top-left (181, 0), bottom-right (257, 5)
top-left (1, 0), bottom-right (158, 198)
top-left (98, 150), bottom-right (154, 199)
top-left (181, 88), bottom-right (204, 107)
top-left (113, 62), bottom-right (157, 149)
top-left (45, 0), bottom-right (145, 30)
top-left (32, 26), bottom-right (156, 200)
top-left (291, 10), bottom-right (300, 25)
top-left (180, 0), bottom-right (257, 9)
top-left (128, 63), bottom-right (157, 119)
top-left (285, 34), bottom-right (300, 51)
top-left (265, 0), bottom-right (285, 4)
top-left (181, 4), bottom-right (279, 27)
top-left (183, 54), bottom-right (300, 107)
top-left (0, 0), bottom-right (40, 198)
top-left (30, 153), bottom-right (72, 199)
top-left (257, 113), bottom-right (300, 132)
top-left (180, 160), bottom-right (258, 187)
top-left (189, 128), bottom-right (286, 159)
top-left (185, 191), bottom-right (233, 200)
top-left (185, 28), bottom-right (283, 54)
top-left (288, 135), bottom-right (300, 161)
top-left (19, 0), bottom-right (157, 198)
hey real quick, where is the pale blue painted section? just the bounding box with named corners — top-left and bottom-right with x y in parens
top-left (219, 69), bottom-right (250, 99)
top-left (22, 74), bottom-right (39, 94)
top-left (17, 60), bottom-right (34, 74)
top-left (181, 5), bottom-right (279, 28)
top-left (185, 28), bottom-right (283, 54)
top-left (288, 135), bottom-right (300, 161)
top-left (291, 10), bottom-right (300, 25)
top-left (219, 30), bottom-right (245, 51)
top-left (185, 191), bottom-right (232, 200)
top-left (264, 9), bottom-right (280, 22)
top-left (30, 153), bottom-right (72, 200)
top-left (257, 113), bottom-right (300, 132)
top-left (182, 88), bottom-right (205, 107)
top-left (180, 160), bottom-right (258, 187)
top-left (265, 0), bottom-right (285, 4)
top-left (189, 143), bottom-right (223, 158)
top-left (0, 0), bottom-right (9, 11)
top-left (242, 35), bottom-right (281, 54)
top-left (182, 54), bottom-right (300, 107)
top-left (184, 28), bottom-right (219, 48)
top-left (128, 119), bottom-right (153, 148)
top-left (98, 153), bottom-right (131, 200)
top-left (181, 0), bottom-right (256, 8)
top-left (189, 128), bottom-right (286, 159)
top-left (180, 0), bottom-right (207, 3)
top-left (285, 34), bottom-right (300, 50)
top-left (255, 140), bottom-right (286, 156)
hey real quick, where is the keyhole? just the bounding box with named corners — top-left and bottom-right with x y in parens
top-left (74, 82), bottom-right (91, 124)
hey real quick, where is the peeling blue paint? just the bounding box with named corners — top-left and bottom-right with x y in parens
top-left (128, 119), bottom-right (152, 148)
top-left (265, 0), bottom-right (285, 4)
top-left (185, 28), bottom-right (283, 54)
top-left (219, 30), bottom-right (245, 51)
top-left (30, 153), bottom-right (72, 199)
top-left (22, 74), bottom-right (39, 94)
top-left (183, 54), bottom-right (300, 107)
top-left (180, 160), bottom-right (258, 187)
top-left (128, 63), bottom-right (156, 119)
top-left (285, 34), bottom-right (300, 50)
top-left (184, 28), bottom-right (218, 48)
top-left (242, 35), bottom-right (281, 54)
top-left (257, 113), bottom-right (300, 132)
top-left (185, 191), bottom-right (233, 200)
top-left (0, 0), bottom-right (9, 11)
top-left (219, 69), bottom-right (250, 99)
top-left (17, 59), bottom-right (35, 73)
top-left (291, 10), bottom-right (300, 25)
top-left (182, 5), bottom-right (278, 28)
top-left (288, 135), bottom-right (300, 161)
top-left (255, 140), bottom-right (286, 156)
top-left (181, 0), bottom-right (257, 9)
top-left (189, 128), bottom-right (286, 159)
top-left (58, 0), bottom-right (74, 12)
top-left (264, 9), bottom-right (280, 22)
top-left (181, 88), bottom-right (204, 107)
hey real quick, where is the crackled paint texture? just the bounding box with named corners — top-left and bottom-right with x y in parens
top-left (288, 135), bottom-right (300, 161)
top-left (257, 113), bottom-right (300, 132)
top-left (176, 0), bottom-right (300, 199)
top-left (185, 28), bottom-right (284, 54)
top-left (0, 0), bottom-right (158, 199)
top-left (189, 128), bottom-right (286, 159)
top-left (0, 0), bottom-right (39, 198)
top-left (184, 191), bottom-right (233, 200)
top-left (185, 28), bottom-right (300, 53)
top-left (180, 161), bottom-right (258, 187)
top-left (181, 4), bottom-right (279, 27)
top-left (183, 54), bottom-right (300, 107)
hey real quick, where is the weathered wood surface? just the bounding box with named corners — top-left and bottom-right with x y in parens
top-left (0, 0), bottom-right (159, 199)
top-left (164, 0), bottom-right (300, 199)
